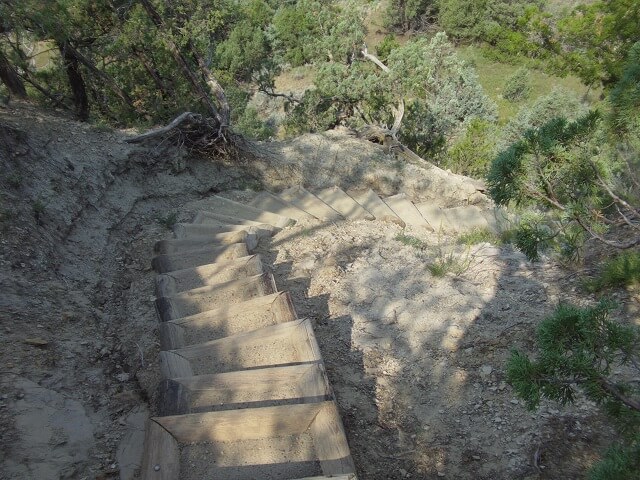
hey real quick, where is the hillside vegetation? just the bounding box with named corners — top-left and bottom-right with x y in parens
top-left (1, 0), bottom-right (639, 478)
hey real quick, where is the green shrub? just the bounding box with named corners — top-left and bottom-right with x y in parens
top-left (507, 301), bottom-right (640, 478)
top-left (375, 34), bottom-right (400, 63)
top-left (503, 67), bottom-right (532, 102)
top-left (236, 106), bottom-right (275, 140)
top-left (395, 232), bottom-right (427, 249)
top-left (586, 251), bottom-right (640, 292)
top-left (444, 118), bottom-right (498, 178)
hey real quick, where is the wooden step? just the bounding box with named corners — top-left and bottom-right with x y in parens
top-left (314, 186), bottom-right (373, 221)
top-left (155, 273), bottom-right (277, 321)
top-left (155, 230), bottom-right (257, 254)
top-left (158, 291), bottom-right (298, 348)
top-left (158, 363), bottom-right (332, 415)
top-left (249, 191), bottom-right (316, 222)
top-left (347, 189), bottom-right (405, 227)
top-left (193, 196), bottom-right (293, 228)
top-left (279, 186), bottom-right (343, 222)
top-left (151, 243), bottom-right (249, 273)
top-left (414, 202), bottom-right (453, 232)
top-left (141, 401), bottom-right (356, 480)
top-left (443, 205), bottom-right (492, 233)
top-left (155, 255), bottom-right (264, 298)
top-left (159, 319), bottom-right (321, 377)
top-left (173, 222), bottom-right (273, 240)
top-left (383, 193), bottom-right (430, 228)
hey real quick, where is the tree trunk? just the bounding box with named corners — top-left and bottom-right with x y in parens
top-left (139, 0), bottom-right (228, 126)
top-left (0, 50), bottom-right (27, 98)
top-left (58, 40), bottom-right (89, 121)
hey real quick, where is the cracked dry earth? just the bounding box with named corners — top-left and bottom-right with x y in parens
top-left (1, 101), bottom-right (635, 479)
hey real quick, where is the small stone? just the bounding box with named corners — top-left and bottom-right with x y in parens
top-left (154, 465), bottom-right (161, 471)
top-left (472, 455), bottom-right (481, 460)
top-left (24, 338), bottom-right (48, 347)
top-left (437, 472), bottom-right (445, 477)
top-left (479, 365), bottom-right (493, 378)
top-left (399, 468), bottom-right (408, 477)
top-left (115, 372), bottom-right (130, 382)
top-left (510, 399), bottom-right (519, 405)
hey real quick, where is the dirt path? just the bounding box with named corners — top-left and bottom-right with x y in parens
top-left (1, 102), bottom-right (631, 479)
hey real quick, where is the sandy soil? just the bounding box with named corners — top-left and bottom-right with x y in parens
top-left (1, 101), bottom-right (636, 479)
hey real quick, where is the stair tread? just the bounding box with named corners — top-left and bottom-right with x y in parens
top-left (414, 202), bottom-right (453, 232)
top-left (443, 205), bottom-right (491, 233)
top-left (346, 189), bottom-right (405, 227)
top-left (249, 191), bottom-right (315, 222)
top-left (155, 230), bottom-right (257, 255)
top-left (142, 401), bottom-right (355, 479)
top-left (158, 363), bottom-right (331, 415)
top-left (152, 243), bottom-right (249, 273)
top-left (158, 291), bottom-right (298, 347)
top-left (155, 273), bottom-right (277, 321)
top-left (193, 196), bottom-right (292, 228)
top-left (383, 193), bottom-right (430, 227)
top-left (155, 255), bottom-right (264, 297)
top-left (278, 186), bottom-right (343, 222)
top-left (160, 318), bottom-right (321, 377)
top-left (314, 186), bottom-right (373, 221)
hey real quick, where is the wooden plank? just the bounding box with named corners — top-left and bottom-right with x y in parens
top-left (173, 222), bottom-right (274, 239)
top-left (158, 323), bottom-right (185, 351)
top-left (154, 255), bottom-right (263, 297)
top-left (314, 186), bottom-right (374, 221)
top-left (158, 292), bottom-right (298, 346)
top-left (154, 402), bottom-right (326, 443)
top-left (443, 205), bottom-right (491, 233)
top-left (151, 243), bottom-right (249, 273)
top-left (164, 319), bottom-right (322, 376)
top-left (159, 351), bottom-right (193, 378)
top-left (155, 273), bottom-right (277, 321)
top-left (140, 419), bottom-right (180, 480)
top-left (192, 196), bottom-right (293, 228)
top-left (279, 186), bottom-right (343, 222)
top-left (158, 364), bottom-right (332, 415)
top-left (249, 191), bottom-right (316, 222)
top-left (154, 230), bottom-right (258, 254)
top-left (383, 193), bottom-right (430, 227)
top-left (347, 189), bottom-right (405, 227)
top-left (310, 402), bottom-right (357, 476)
top-left (415, 202), bottom-right (452, 232)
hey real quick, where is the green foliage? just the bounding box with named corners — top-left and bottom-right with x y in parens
top-left (507, 301), bottom-right (640, 477)
top-left (499, 87), bottom-right (588, 149)
top-left (507, 301), bottom-right (638, 409)
top-left (609, 42), bottom-right (640, 135)
top-left (502, 66), bottom-right (531, 102)
top-left (235, 106), bottom-right (275, 140)
top-left (157, 211), bottom-right (178, 230)
top-left (586, 252), bottom-right (640, 292)
top-left (444, 118), bottom-right (498, 177)
top-left (375, 34), bottom-right (400, 63)
top-left (510, 211), bottom-right (552, 261)
top-left (588, 436), bottom-right (640, 480)
top-left (395, 232), bottom-right (427, 249)
top-left (384, 0), bottom-right (438, 32)
top-left (457, 228), bottom-right (500, 246)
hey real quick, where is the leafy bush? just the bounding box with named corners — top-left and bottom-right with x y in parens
top-left (375, 34), bottom-right (400, 63)
top-left (457, 228), bottom-right (500, 246)
top-left (503, 67), bottom-right (532, 102)
top-left (235, 106), bottom-right (275, 140)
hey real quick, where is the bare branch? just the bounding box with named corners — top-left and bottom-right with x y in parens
top-left (125, 112), bottom-right (204, 143)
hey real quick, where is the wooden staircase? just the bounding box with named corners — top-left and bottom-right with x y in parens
top-left (141, 186), bottom-right (504, 479)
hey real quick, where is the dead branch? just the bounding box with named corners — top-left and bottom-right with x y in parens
top-left (361, 43), bottom-right (404, 138)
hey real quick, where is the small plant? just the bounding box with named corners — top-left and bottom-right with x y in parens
top-left (427, 243), bottom-right (473, 277)
top-left (503, 67), bottom-right (532, 102)
top-left (457, 227), bottom-right (500, 246)
top-left (585, 251), bottom-right (640, 292)
top-left (32, 199), bottom-right (45, 219)
top-left (157, 211), bottom-right (178, 230)
top-left (7, 173), bottom-right (22, 188)
top-left (394, 232), bottom-right (427, 250)
top-left (507, 301), bottom-right (640, 478)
